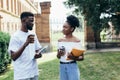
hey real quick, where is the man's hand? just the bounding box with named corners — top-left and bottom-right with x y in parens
top-left (34, 53), bottom-right (42, 59)
top-left (24, 34), bottom-right (35, 47)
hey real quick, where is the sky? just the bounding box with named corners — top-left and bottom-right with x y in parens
top-left (35, 0), bottom-right (69, 18)
top-left (34, 0), bottom-right (72, 31)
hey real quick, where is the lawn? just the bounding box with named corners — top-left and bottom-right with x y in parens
top-left (39, 52), bottom-right (120, 80)
top-left (0, 52), bottom-right (120, 80)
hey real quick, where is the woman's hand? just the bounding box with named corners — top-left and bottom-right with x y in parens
top-left (67, 52), bottom-right (84, 61)
top-left (57, 49), bottom-right (65, 59)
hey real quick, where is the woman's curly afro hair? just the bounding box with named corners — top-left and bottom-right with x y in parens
top-left (66, 15), bottom-right (80, 28)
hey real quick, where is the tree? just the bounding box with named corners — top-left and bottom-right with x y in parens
top-left (64, 0), bottom-right (120, 44)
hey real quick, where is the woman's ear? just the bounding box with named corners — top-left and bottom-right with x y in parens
top-left (71, 28), bottom-right (74, 32)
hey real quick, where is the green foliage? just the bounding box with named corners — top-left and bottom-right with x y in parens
top-left (0, 31), bottom-right (11, 73)
top-left (64, 0), bottom-right (101, 31)
top-left (64, 0), bottom-right (120, 39)
top-left (0, 32), bottom-right (10, 43)
top-left (111, 14), bottom-right (120, 35)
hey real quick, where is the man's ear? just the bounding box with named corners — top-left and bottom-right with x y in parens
top-left (21, 18), bottom-right (26, 23)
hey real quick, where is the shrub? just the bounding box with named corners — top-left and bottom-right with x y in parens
top-left (0, 31), bottom-right (11, 73)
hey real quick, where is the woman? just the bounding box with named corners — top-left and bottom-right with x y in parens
top-left (57, 15), bottom-right (84, 80)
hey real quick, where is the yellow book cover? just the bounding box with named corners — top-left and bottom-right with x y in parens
top-left (71, 48), bottom-right (85, 56)
top-left (67, 48), bottom-right (85, 60)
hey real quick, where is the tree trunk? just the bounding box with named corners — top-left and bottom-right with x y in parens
top-left (94, 30), bottom-right (101, 48)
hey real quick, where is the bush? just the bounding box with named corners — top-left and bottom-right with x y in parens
top-left (0, 31), bottom-right (11, 73)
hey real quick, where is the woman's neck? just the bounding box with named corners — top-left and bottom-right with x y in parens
top-left (65, 34), bottom-right (73, 39)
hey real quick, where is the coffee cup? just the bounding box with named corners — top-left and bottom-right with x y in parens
top-left (29, 34), bottom-right (35, 43)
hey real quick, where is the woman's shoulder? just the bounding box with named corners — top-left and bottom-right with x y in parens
top-left (58, 36), bottom-right (81, 42)
top-left (73, 36), bottom-right (80, 42)
top-left (58, 38), bottom-right (66, 42)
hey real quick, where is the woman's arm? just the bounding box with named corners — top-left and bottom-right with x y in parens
top-left (67, 53), bottom-right (84, 61)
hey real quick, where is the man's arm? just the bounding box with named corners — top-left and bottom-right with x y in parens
top-left (10, 35), bottom-right (34, 61)
top-left (10, 42), bottom-right (28, 61)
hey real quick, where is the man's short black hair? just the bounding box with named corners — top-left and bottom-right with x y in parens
top-left (66, 15), bottom-right (80, 28)
top-left (20, 12), bottom-right (34, 20)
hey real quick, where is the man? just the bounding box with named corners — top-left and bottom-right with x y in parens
top-left (8, 12), bottom-right (42, 80)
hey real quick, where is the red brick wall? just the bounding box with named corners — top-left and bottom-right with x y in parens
top-left (35, 2), bottom-right (51, 43)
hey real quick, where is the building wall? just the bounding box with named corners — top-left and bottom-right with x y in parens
top-left (0, 0), bottom-right (40, 34)
top-left (35, 2), bottom-right (51, 43)
top-left (35, 2), bottom-right (51, 51)
top-left (0, 0), bottom-right (52, 51)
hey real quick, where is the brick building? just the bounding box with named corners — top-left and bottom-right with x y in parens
top-left (0, 0), bottom-right (51, 51)
top-left (0, 0), bottom-right (40, 34)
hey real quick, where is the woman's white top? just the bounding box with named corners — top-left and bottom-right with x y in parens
top-left (58, 42), bottom-right (82, 62)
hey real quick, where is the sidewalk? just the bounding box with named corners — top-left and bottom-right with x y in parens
top-left (37, 52), bottom-right (57, 64)
top-left (86, 48), bottom-right (120, 53)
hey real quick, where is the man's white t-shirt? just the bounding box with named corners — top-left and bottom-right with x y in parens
top-left (8, 30), bottom-right (42, 80)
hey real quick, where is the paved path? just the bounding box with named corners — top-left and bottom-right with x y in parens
top-left (37, 52), bottom-right (57, 64)
top-left (86, 48), bottom-right (120, 53)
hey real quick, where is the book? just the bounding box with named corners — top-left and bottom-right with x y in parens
top-left (71, 48), bottom-right (85, 57)
top-left (67, 48), bottom-right (85, 60)
top-left (38, 46), bottom-right (48, 54)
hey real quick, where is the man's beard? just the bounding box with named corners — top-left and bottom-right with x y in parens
top-left (26, 25), bottom-right (33, 30)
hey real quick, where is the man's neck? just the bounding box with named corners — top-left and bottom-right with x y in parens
top-left (21, 25), bottom-right (28, 32)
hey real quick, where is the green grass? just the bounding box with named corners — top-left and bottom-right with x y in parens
top-left (39, 52), bottom-right (120, 80)
top-left (80, 52), bottom-right (120, 80)
top-left (38, 59), bottom-right (59, 80)
top-left (0, 65), bottom-right (13, 80)
top-left (0, 52), bottom-right (120, 80)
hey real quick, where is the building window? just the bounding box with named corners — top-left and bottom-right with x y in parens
top-left (1, 22), bottom-right (4, 31)
top-left (14, 0), bottom-right (16, 14)
top-left (0, 0), bottom-right (3, 8)
top-left (2, 22), bottom-right (5, 31)
top-left (19, 2), bottom-right (21, 15)
top-left (7, 22), bottom-right (10, 32)
top-left (11, 0), bottom-right (13, 12)
top-left (0, 0), bottom-right (1, 8)
top-left (18, 0), bottom-right (21, 15)
top-left (6, 0), bottom-right (9, 10)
